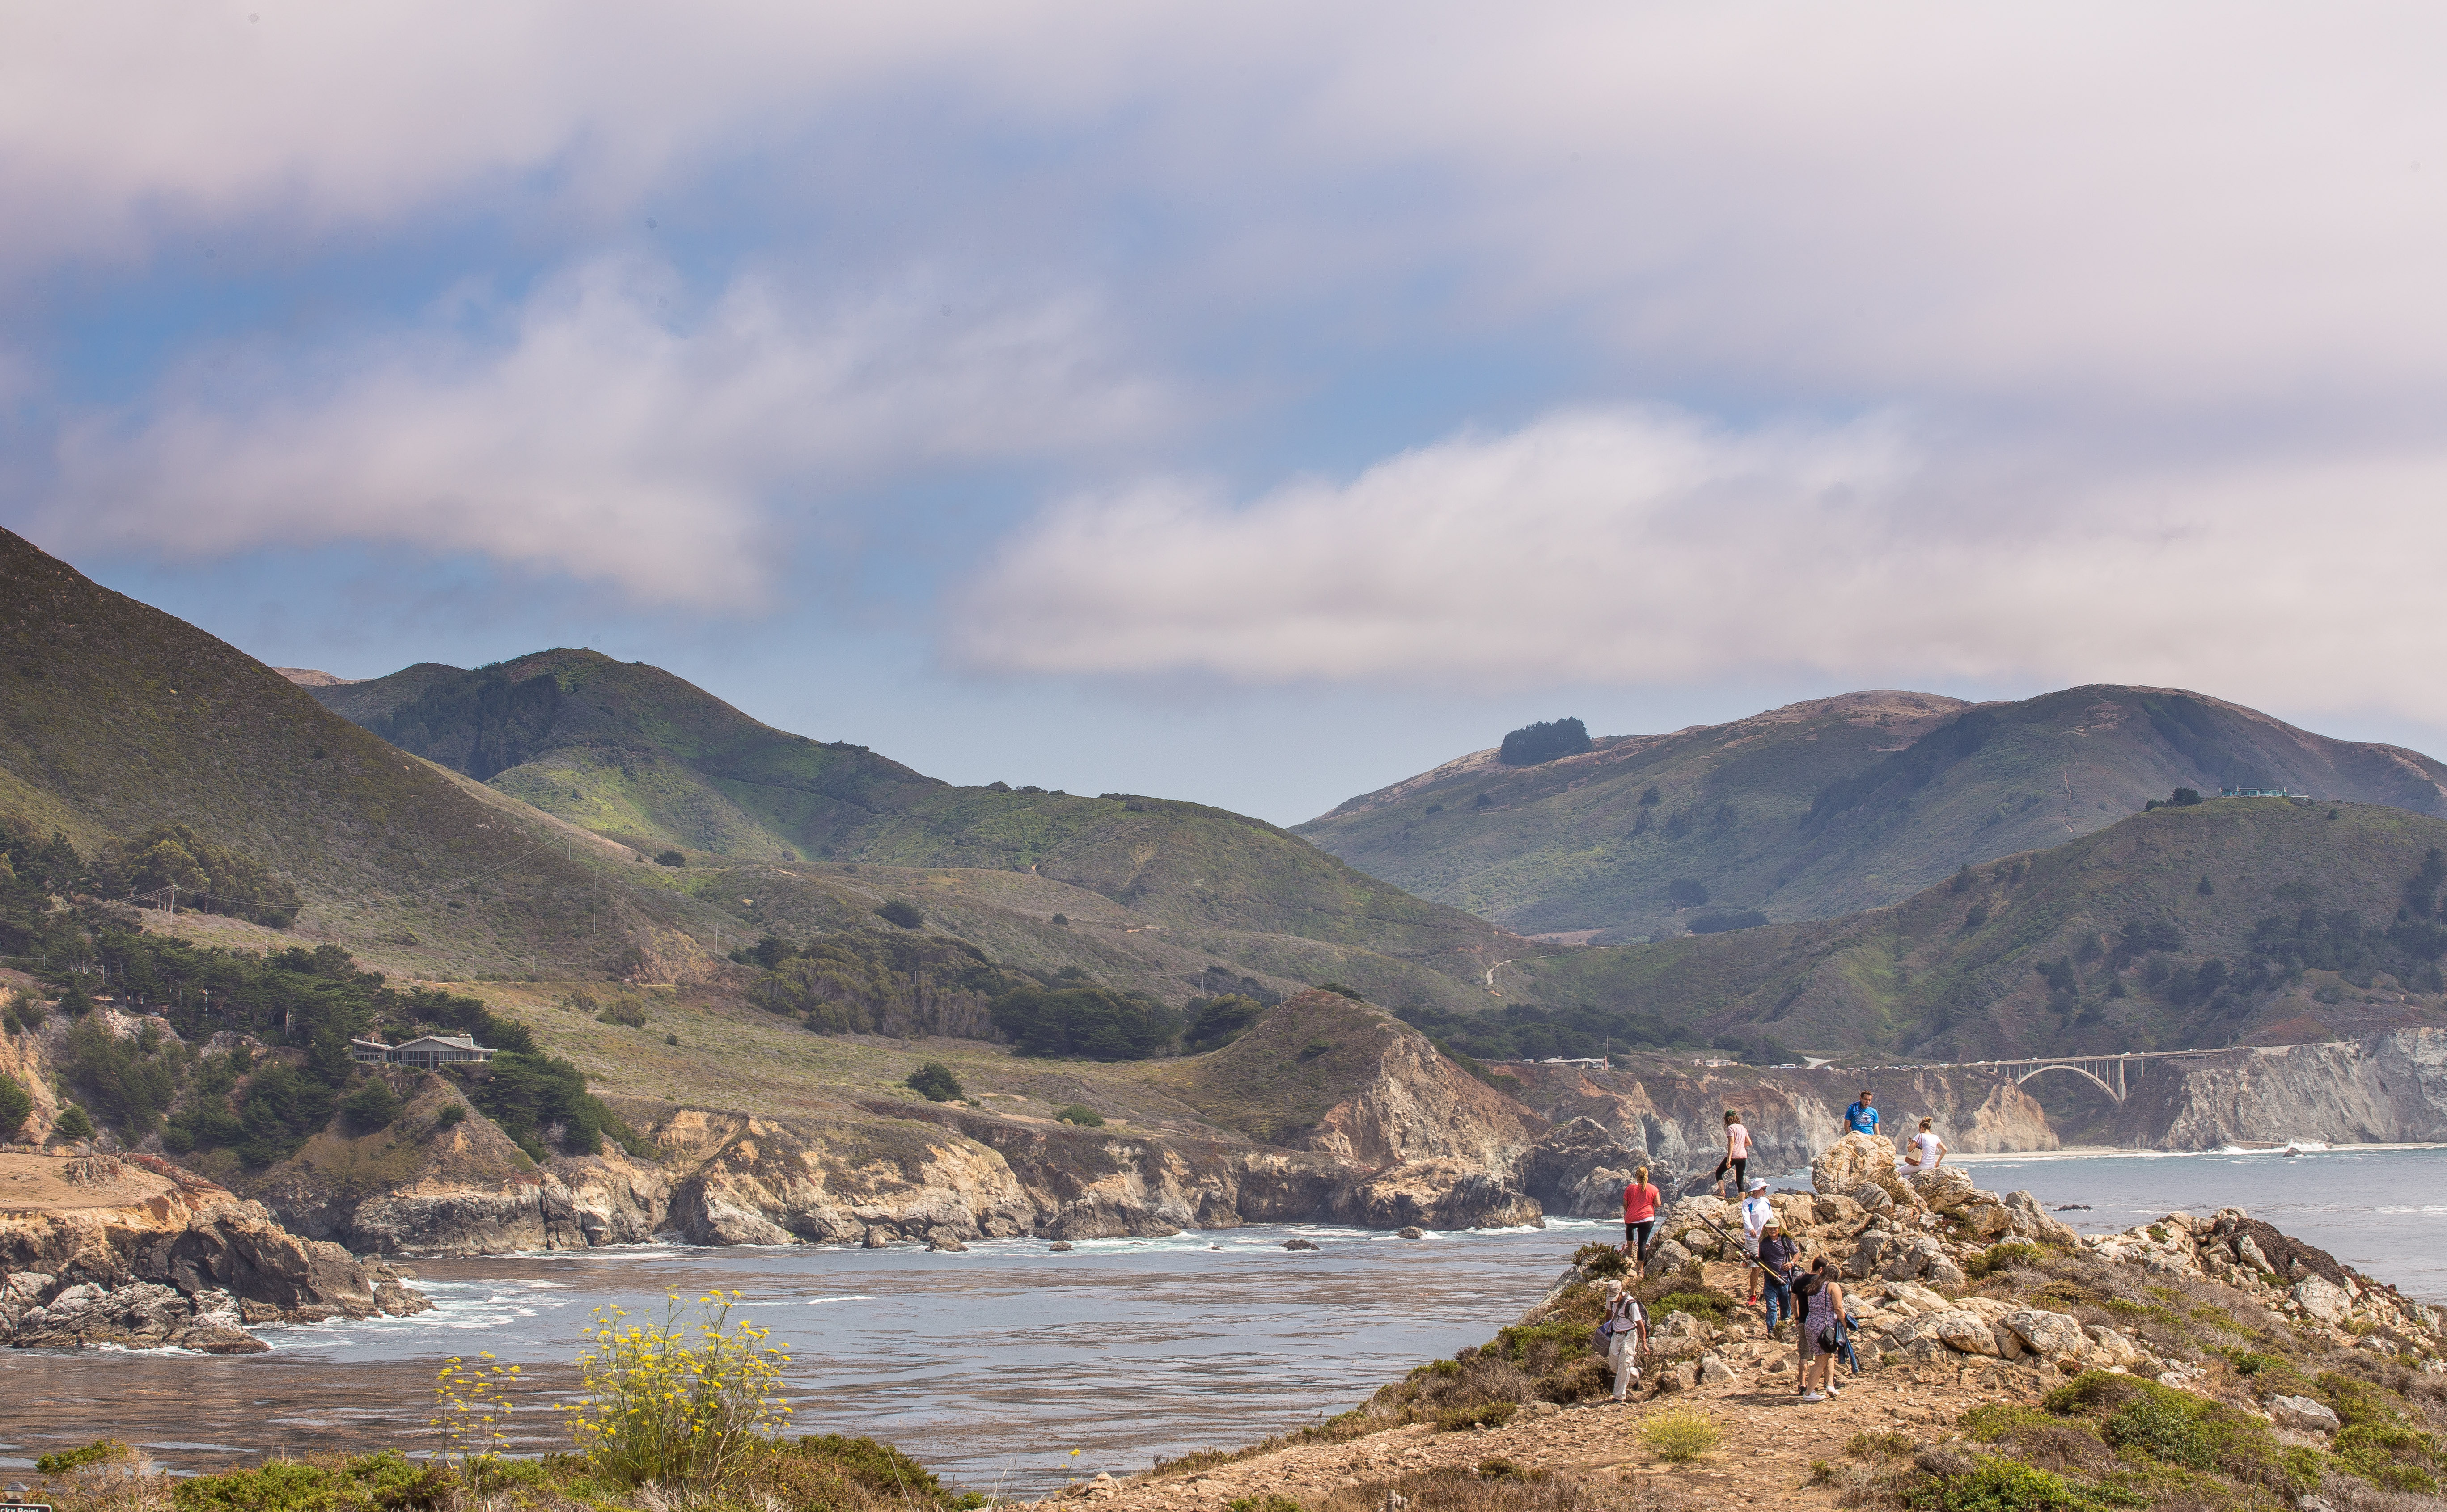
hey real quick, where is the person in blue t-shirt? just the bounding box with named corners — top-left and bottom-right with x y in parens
top-left (1842, 1090), bottom-right (1879, 1137)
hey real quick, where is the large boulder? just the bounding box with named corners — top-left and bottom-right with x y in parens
top-left (2002, 1191), bottom-right (2079, 1247)
top-left (2293, 1275), bottom-right (2354, 1326)
top-left (2003, 1309), bottom-right (2090, 1359)
top-left (1893, 1308), bottom-right (2002, 1356)
top-left (2270, 1395), bottom-right (2341, 1433)
top-left (1812, 1133), bottom-right (1909, 1203)
top-left (1906, 1165), bottom-right (1977, 1212)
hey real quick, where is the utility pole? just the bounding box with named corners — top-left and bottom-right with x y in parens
top-left (167, 883), bottom-right (176, 916)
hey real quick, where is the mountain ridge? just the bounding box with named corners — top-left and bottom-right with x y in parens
top-left (1296, 684), bottom-right (2447, 943)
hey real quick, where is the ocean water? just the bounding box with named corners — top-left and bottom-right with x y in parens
top-left (4, 1145), bottom-right (2441, 1496)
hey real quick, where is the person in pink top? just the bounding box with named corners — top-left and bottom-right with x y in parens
top-left (1713, 1110), bottom-right (1751, 1198)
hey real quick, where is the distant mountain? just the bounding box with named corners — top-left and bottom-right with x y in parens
top-left (312, 651), bottom-right (1523, 1010)
top-left (1296, 687), bottom-right (2447, 943)
top-left (1427, 796), bottom-right (2447, 1066)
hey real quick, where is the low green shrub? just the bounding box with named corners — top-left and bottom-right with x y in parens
top-left (1570, 1242), bottom-right (1628, 1277)
top-left (1846, 1430), bottom-right (1919, 1459)
top-left (1651, 1289), bottom-right (1732, 1323)
top-left (596, 1000), bottom-right (649, 1028)
top-left (2044, 1371), bottom-right (2280, 1484)
top-left (1962, 1405), bottom-right (2061, 1443)
top-left (36, 1440), bottom-right (129, 1475)
top-left (1967, 1242), bottom-right (2047, 1280)
top-left (905, 1062), bottom-right (962, 1102)
top-left (1054, 1104), bottom-right (1105, 1127)
top-left (173, 1461), bottom-right (344, 1512)
top-left (1638, 1406), bottom-right (1719, 1462)
top-left (1434, 1401), bottom-right (1516, 1432)
top-left (1905, 1457), bottom-right (2102, 1512)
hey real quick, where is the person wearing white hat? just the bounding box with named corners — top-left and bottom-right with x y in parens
top-left (1600, 1279), bottom-right (1647, 1401)
top-left (1739, 1178), bottom-right (1773, 1305)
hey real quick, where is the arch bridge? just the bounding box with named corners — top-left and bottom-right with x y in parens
top-left (1959, 1049), bottom-right (2225, 1105)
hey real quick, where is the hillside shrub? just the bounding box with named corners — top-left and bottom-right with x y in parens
top-left (0, 1069), bottom-right (30, 1138)
top-left (1687, 909), bottom-right (1766, 934)
top-left (1316, 980), bottom-right (1363, 1000)
top-left (1967, 1242), bottom-right (2048, 1280)
top-left (905, 1062), bottom-right (962, 1102)
top-left (1666, 878), bottom-right (1709, 907)
top-left (1498, 718), bottom-right (1591, 766)
top-left (436, 1103), bottom-right (466, 1128)
top-left (34, 1439), bottom-right (128, 1474)
top-left (1904, 1457), bottom-right (2097, 1512)
top-left (991, 984), bottom-right (1178, 1060)
top-left (596, 999), bottom-right (649, 1028)
top-left (453, 1052), bottom-right (648, 1161)
top-left (876, 899), bottom-right (924, 930)
top-left (655, 849), bottom-right (685, 867)
top-left (1054, 1104), bottom-right (1105, 1127)
top-left (51, 1102), bottom-right (94, 1141)
top-left (1184, 994), bottom-right (1265, 1052)
top-left (339, 1076), bottom-right (403, 1134)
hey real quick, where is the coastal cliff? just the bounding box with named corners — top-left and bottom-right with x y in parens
top-left (2121, 1027), bottom-right (2447, 1148)
top-left (0, 1151), bottom-right (427, 1352)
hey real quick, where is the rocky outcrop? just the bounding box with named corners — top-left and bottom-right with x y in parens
top-left (0, 1153), bottom-right (427, 1352)
top-left (2136, 1028), bottom-right (2447, 1149)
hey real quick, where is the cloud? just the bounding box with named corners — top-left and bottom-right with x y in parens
top-left (42, 258), bottom-right (1169, 605)
top-left (950, 408), bottom-right (2447, 721)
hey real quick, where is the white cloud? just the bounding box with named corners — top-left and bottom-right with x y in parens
top-left (43, 258), bottom-right (1169, 605)
top-left (949, 409), bottom-right (2447, 722)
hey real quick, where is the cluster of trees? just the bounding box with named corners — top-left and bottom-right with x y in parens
top-left (737, 929), bottom-right (1025, 1039)
top-left (2142, 787), bottom-right (2206, 811)
top-left (1687, 909), bottom-right (1768, 935)
top-left (1498, 718), bottom-right (1592, 766)
top-left (1394, 997), bottom-right (1692, 1064)
top-left (988, 979), bottom-right (1179, 1060)
top-left (0, 883), bottom-right (635, 1165)
top-left (0, 816), bottom-right (300, 936)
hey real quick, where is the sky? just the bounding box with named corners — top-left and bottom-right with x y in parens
top-left (8, 3), bottom-right (2447, 825)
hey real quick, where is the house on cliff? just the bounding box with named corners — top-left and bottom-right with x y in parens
top-left (349, 1034), bottom-right (494, 1070)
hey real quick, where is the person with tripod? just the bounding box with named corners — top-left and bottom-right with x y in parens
top-left (1756, 1214), bottom-right (1798, 1336)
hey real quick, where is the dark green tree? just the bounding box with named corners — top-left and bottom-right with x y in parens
top-left (0, 1070), bottom-right (31, 1140)
top-left (52, 1103), bottom-right (95, 1142)
top-left (340, 1077), bottom-right (404, 1134)
top-left (905, 1062), bottom-right (963, 1102)
top-left (876, 899), bottom-right (924, 930)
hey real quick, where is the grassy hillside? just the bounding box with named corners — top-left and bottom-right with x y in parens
top-left (313, 649), bottom-right (1522, 1005)
top-left (0, 530), bottom-right (736, 981)
top-left (309, 650), bottom-right (942, 863)
top-left (1297, 686), bottom-right (2447, 943)
top-left (1491, 797), bottom-right (2447, 1064)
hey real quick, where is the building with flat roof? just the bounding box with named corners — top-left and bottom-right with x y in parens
top-left (350, 1034), bottom-right (494, 1069)
top-left (2219, 786), bottom-right (2299, 799)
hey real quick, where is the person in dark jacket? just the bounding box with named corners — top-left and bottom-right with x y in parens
top-left (1756, 1216), bottom-right (1799, 1334)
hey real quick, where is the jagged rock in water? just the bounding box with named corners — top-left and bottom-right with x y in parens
top-left (1046, 1241), bottom-right (1075, 1252)
top-left (1283, 1238), bottom-right (1321, 1251)
top-left (1514, 1117), bottom-right (1637, 1218)
top-left (1397, 1227), bottom-right (1424, 1239)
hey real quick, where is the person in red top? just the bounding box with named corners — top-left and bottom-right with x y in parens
top-left (1621, 1164), bottom-right (1662, 1272)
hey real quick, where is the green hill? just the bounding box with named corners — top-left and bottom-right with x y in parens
top-left (1434, 798), bottom-right (2447, 1065)
top-left (1295, 687), bottom-right (2447, 943)
top-left (310, 652), bottom-right (1522, 1008)
top-left (0, 529), bottom-right (737, 982)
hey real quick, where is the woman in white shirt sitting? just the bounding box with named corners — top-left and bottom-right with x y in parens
top-left (1901, 1117), bottom-right (1947, 1174)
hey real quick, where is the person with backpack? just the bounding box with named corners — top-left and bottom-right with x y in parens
top-left (1598, 1279), bottom-right (1647, 1401)
top-left (1842, 1089), bottom-right (1879, 1138)
top-left (1621, 1165), bottom-right (1662, 1274)
top-left (1791, 1256), bottom-right (1849, 1403)
top-left (1712, 1110), bottom-right (1751, 1197)
top-left (1756, 1215), bottom-right (1798, 1335)
top-left (1738, 1178), bottom-right (1773, 1305)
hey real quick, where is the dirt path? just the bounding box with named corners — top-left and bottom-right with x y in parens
top-left (1030, 1357), bottom-right (2040, 1509)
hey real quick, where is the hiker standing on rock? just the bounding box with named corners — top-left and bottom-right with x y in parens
top-left (1792, 1255), bottom-right (1847, 1402)
top-left (1739, 1178), bottom-right (1773, 1306)
top-left (1902, 1117), bottom-right (1946, 1174)
top-left (1713, 1110), bottom-right (1750, 1198)
top-left (1621, 1164), bottom-right (1662, 1273)
top-left (1843, 1089), bottom-right (1879, 1138)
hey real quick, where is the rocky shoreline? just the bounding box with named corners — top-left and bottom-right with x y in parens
top-left (0, 1151), bottom-right (428, 1353)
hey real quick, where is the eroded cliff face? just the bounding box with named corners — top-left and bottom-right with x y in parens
top-left (0, 1152), bottom-right (427, 1352)
top-left (2132, 1029), bottom-right (2447, 1148)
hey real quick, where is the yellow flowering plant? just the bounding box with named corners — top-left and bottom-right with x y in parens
top-left (562, 1290), bottom-right (794, 1488)
top-left (430, 1352), bottom-right (519, 1470)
